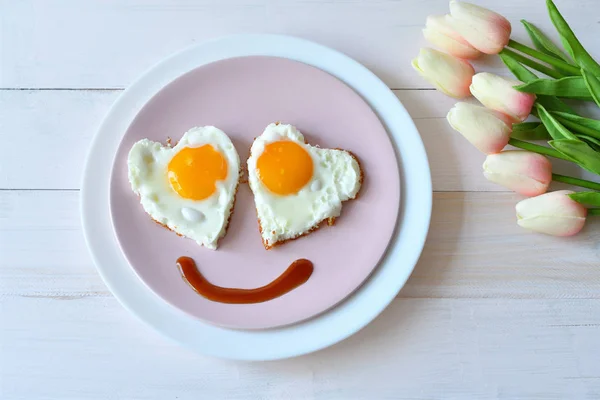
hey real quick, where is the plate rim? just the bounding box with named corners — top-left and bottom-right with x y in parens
top-left (81, 34), bottom-right (432, 361)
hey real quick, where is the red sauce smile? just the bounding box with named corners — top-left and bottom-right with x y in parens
top-left (177, 257), bottom-right (313, 304)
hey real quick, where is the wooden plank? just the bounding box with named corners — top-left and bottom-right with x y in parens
top-left (1, 295), bottom-right (599, 399)
top-left (408, 192), bottom-right (600, 299)
top-left (0, 90), bottom-right (119, 190)
top-left (2, 0), bottom-right (600, 396)
top-left (2, 89), bottom-right (598, 191)
top-left (1, 0), bottom-right (599, 89)
top-left (2, 190), bottom-right (600, 299)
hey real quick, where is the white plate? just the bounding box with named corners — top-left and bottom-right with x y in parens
top-left (81, 34), bottom-right (431, 361)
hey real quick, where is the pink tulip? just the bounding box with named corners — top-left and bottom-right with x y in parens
top-left (516, 190), bottom-right (587, 236)
top-left (423, 15), bottom-right (482, 60)
top-left (447, 102), bottom-right (513, 154)
top-left (483, 151), bottom-right (552, 196)
top-left (470, 72), bottom-right (536, 122)
top-left (412, 48), bottom-right (475, 99)
top-left (448, 1), bottom-right (511, 55)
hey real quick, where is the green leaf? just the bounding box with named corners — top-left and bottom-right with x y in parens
top-left (516, 76), bottom-right (593, 100)
top-left (547, 0), bottom-right (600, 76)
top-left (536, 103), bottom-right (579, 140)
top-left (511, 122), bottom-right (551, 140)
top-left (552, 111), bottom-right (600, 134)
top-left (499, 47), bottom-right (564, 79)
top-left (521, 19), bottom-right (577, 77)
top-left (499, 52), bottom-right (576, 114)
top-left (509, 138), bottom-right (571, 161)
top-left (549, 139), bottom-right (600, 175)
top-left (581, 68), bottom-right (600, 108)
top-left (499, 51), bottom-right (538, 83)
top-left (521, 20), bottom-right (571, 63)
top-left (551, 112), bottom-right (600, 140)
top-left (513, 122), bottom-right (542, 131)
top-left (578, 135), bottom-right (600, 151)
top-left (537, 95), bottom-right (577, 114)
top-left (569, 191), bottom-right (600, 207)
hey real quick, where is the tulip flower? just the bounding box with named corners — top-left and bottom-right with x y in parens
top-left (470, 72), bottom-right (536, 122)
top-left (448, 0), bottom-right (511, 55)
top-left (412, 48), bottom-right (475, 98)
top-left (423, 15), bottom-right (482, 60)
top-left (516, 190), bottom-right (587, 236)
top-left (447, 102), bottom-right (512, 154)
top-left (483, 151), bottom-right (552, 196)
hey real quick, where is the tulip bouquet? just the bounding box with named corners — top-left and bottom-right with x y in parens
top-left (413, 0), bottom-right (600, 236)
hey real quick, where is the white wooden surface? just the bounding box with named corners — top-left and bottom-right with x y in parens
top-left (1, 1), bottom-right (600, 398)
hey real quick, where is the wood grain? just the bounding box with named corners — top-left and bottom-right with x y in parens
top-left (2, 190), bottom-right (599, 300)
top-left (3, 0), bottom-right (600, 396)
top-left (2, 295), bottom-right (599, 399)
top-left (2, 90), bottom-right (599, 191)
top-left (2, 0), bottom-right (599, 89)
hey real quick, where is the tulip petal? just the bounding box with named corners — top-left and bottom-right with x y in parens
top-left (483, 151), bottom-right (552, 196)
top-left (517, 215), bottom-right (586, 236)
top-left (412, 48), bottom-right (475, 98)
top-left (470, 72), bottom-right (536, 122)
top-left (516, 190), bottom-right (587, 236)
top-left (423, 15), bottom-right (482, 59)
top-left (449, 1), bottom-right (511, 54)
top-left (484, 171), bottom-right (548, 196)
top-left (423, 28), bottom-right (482, 59)
top-left (499, 52), bottom-right (577, 114)
top-left (447, 102), bottom-right (512, 154)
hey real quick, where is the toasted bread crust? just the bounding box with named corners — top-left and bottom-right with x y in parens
top-left (257, 217), bottom-right (328, 250)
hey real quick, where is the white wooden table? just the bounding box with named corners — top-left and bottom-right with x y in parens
top-left (2, 1), bottom-right (600, 398)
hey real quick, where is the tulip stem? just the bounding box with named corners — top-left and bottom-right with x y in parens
top-left (499, 48), bottom-right (563, 79)
top-left (587, 209), bottom-right (600, 216)
top-left (552, 174), bottom-right (600, 191)
top-left (507, 40), bottom-right (581, 76)
top-left (508, 138), bottom-right (571, 161)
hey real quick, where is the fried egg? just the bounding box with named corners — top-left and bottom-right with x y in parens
top-left (247, 123), bottom-right (362, 249)
top-left (127, 126), bottom-right (240, 249)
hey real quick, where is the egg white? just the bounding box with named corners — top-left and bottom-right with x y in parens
top-left (247, 123), bottom-right (362, 248)
top-left (127, 126), bottom-right (240, 249)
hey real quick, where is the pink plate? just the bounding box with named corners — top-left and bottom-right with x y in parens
top-left (110, 56), bottom-right (400, 330)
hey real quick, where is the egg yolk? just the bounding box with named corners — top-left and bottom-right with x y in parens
top-left (168, 145), bottom-right (228, 200)
top-left (256, 141), bottom-right (313, 195)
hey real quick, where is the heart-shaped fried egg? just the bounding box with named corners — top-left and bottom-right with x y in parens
top-left (247, 123), bottom-right (362, 249)
top-left (127, 126), bottom-right (240, 249)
